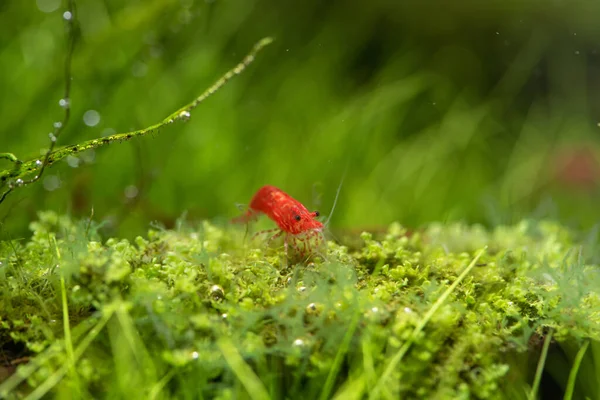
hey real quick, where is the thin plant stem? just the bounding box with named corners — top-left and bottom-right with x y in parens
top-left (0, 32), bottom-right (273, 203)
top-left (564, 340), bottom-right (590, 400)
top-left (528, 328), bottom-right (553, 400)
top-left (217, 337), bottom-right (271, 400)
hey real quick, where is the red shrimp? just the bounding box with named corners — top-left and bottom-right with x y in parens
top-left (232, 185), bottom-right (324, 256)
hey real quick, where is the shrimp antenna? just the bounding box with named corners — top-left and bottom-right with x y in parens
top-left (325, 162), bottom-right (349, 227)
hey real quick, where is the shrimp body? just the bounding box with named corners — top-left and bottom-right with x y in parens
top-left (233, 185), bottom-right (324, 255)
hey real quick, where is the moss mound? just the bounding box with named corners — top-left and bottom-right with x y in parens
top-left (0, 212), bottom-right (599, 399)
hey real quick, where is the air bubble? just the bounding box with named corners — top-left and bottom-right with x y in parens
top-left (83, 110), bottom-right (101, 127)
top-left (36, 0), bottom-right (60, 13)
top-left (404, 307), bottom-right (413, 314)
top-left (191, 351), bottom-right (199, 359)
top-left (371, 307), bottom-right (379, 313)
top-left (124, 185), bottom-right (139, 199)
top-left (53, 121), bottom-right (62, 129)
top-left (58, 98), bottom-right (70, 108)
top-left (102, 128), bottom-right (116, 137)
top-left (131, 62), bottom-right (148, 78)
top-left (221, 313), bottom-right (228, 319)
top-left (66, 155), bottom-right (79, 168)
top-left (49, 133), bottom-right (57, 142)
top-left (43, 175), bottom-right (61, 191)
top-left (210, 284), bottom-right (225, 299)
top-left (293, 339), bottom-right (304, 347)
top-left (63, 11), bottom-right (72, 20)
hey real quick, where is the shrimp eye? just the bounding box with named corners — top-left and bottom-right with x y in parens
top-left (294, 215), bottom-right (301, 221)
top-left (314, 211), bottom-right (320, 217)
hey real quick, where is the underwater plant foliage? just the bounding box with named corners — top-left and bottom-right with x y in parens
top-left (0, 211), bottom-right (598, 399)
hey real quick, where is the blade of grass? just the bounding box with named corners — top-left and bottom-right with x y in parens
top-left (217, 337), bottom-right (271, 400)
top-left (0, 316), bottom-right (99, 396)
top-left (53, 235), bottom-right (77, 393)
top-left (23, 303), bottom-right (117, 400)
top-left (331, 375), bottom-right (366, 400)
top-left (361, 336), bottom-right (376, 391)
top-left (369, 247), bottom-right (486, 400)
top-left (564, 340), bottom-right (590, 400)
top-left (148, 369), bottom-right (176, 400)
top-left (114, 301), bottom-right (157, 384)
top-left (319, 312), bottom-right (360, 400)
top-left (528, 328), bottom-right (553, 400)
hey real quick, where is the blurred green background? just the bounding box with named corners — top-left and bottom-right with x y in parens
top-left (2, 0), bottom-right (600, 239)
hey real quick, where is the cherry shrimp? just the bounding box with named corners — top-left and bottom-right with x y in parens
top-left (232, 185), bottom-right (326, 257)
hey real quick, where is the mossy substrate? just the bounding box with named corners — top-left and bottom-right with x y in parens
top-left (0, 212), bottom-right (599, 399)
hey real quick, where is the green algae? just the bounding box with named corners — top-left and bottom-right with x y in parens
top-left (0, 212), bottom-right (599, 399)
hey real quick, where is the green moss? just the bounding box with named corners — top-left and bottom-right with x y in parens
top-left (0, 212), bottom-right (599, 399)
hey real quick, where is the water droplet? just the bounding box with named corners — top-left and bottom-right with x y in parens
top-left (298, 286), bottom-right (306, 292)
top-left (43, 175), bottom-right (61, 191)
top-left (35, 160), bottom-right (43, 168)
top-left (131, 62), bottom-right (148, 78)
top-left (124, 185), bottom-right (139, 199)
top-left (307, 303), bottom-right (317, 311)
top-left (36, 0), bottom-right (60, 13)
top-left (15, 178), bottom-right (23, 187)
top-left (495, 32), bottom-right (500, 35)
top-left (157, 295), bottom-right (162, 300)
top-left (221, 313), bottom-right (228, 319)
top-left (83, 110), bottom-right (101, 127)
top-left (404, 307), bottom-right (413, 314)
top-left (191, 351), bottom-right (199, 359)
top-left (48, 133), bottom-right (57, 142)
top-left (507, 301), bottom-right (513, 306)
top-left (179, 110), bottom-right (191, 121)
top-left (371, 307), bottom-right (379, 313)
top-left (167, 119), bottom-right (174, 124)
top-left (575, 50), bottom-right (580, 55)
top-left (63, 11), bottom-right (72, 20)
top-left (210, 284), bottom-right (225, 299)
top-left (102, 128), bottom-right (116, 137)
top-left (53, 121), bottom-right (62, 129)
top-left (293, 338), bottom-right (304, 347)
top-left (80, 149), bottom-right (95, 163)
top-left (66, 155), bottom-right (79, 168)
top-left (58, 98), bottom-right (70, 109)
